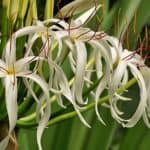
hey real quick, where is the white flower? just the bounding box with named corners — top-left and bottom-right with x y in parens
top-left (0, 29), bottom-right (50, 150)
top-left (51, 6), bottom-right (112, 125)
top-left (108, 37), bottom-right (147, 127)
top-left (23, 14), bottom-right (95, 127)
top-left (58, 6), bottom-right (103, 105)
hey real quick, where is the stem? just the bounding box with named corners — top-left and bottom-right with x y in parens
top-left (44, 0), bottom-right (54, 19)
top-left (16, 78), bottom-right (136, 128)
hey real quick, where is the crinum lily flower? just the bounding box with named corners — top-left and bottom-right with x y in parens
top-left (24, 19), bottom-right (91, 127)
top-left (52, 5), bottom-right (112, 124)
top-left (107, 37), bottom-right (147, 127)
top-left (30, 6), bottom-right (101, 104)
top-left (54, 5), bottom-right (102, 105)
top-left (0, 28), bottom-right (50, 150)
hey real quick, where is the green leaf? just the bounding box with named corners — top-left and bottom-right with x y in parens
top-left (119, 121), bottom-right (149, 150)
top-left (85, 108), bottom-right (117, 150)
top-left (66, 110), bottom-right (94, 150)
top-left (18, 129), bottom-right (38, 150)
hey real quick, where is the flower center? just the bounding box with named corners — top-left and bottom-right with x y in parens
top-left (6, 65), bottom-right (15, 75)
top-left (38, 31), bottom-right (50, 38)
top-left (7, 68), bottom-right (15, 75)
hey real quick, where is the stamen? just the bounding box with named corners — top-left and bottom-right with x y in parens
top-left (133, 10), bottom-right (137, 34)
top-left (117, 8), bottom-right (121, 35)
top-left (145, 26), bottom-right (149, 51)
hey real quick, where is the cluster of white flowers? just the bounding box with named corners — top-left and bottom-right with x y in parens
top-left (0, 5), bottom-right (149, 150)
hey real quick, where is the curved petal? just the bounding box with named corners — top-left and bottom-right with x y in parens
top-left (48, 59), bottom-right (73, 101)
top-left (112, 61), bottom-right (127, 90)
top-left (14, 26), bottom-right (46, 38)
top-left (25, 33), bottom-right (39, 57)
top-left (72, 40), bottom-right (87, 105)
top-left (15, 56), bottom-right (44, 74)
top-left (5, 35), bottom-right (16, 66)
top-left (122, 63), bottom-right (147, 127)
top-left (89, 40), bottom-right (112, 124)
top-left (75, 5), bottom-right (101, 25)
top-left (0, 76), bottom-right (18, 150)
top-left (23, 79), bottom-right (39, 103)
top-left (20, 73), bottom-right (50, 150)
top-left (5, 76), bottom-right (18, 133)
top-left (48, 59), bottom-right (90, 127)
top-left (95, 51), bottom-right (103, 78)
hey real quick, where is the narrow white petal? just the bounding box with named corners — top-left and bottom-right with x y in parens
top-left (73, 40), bottom-right (87, 104)
top-left (36, 97), bottom-right (50, 150)
top-left (121, 69), bottom-right (129, 85)
top-left (0, 59), bottom-right (6, 68)
top-left (0, 76), bottom-right (18, 150)
top-left (74, 106), bottom-right (91, 128)
top-left (95, 51), bottom-right (103, 78)
top-left (48, 59), bottom-right (73, 101)
top-left (5, 35), bottom-right (16, 65)
top-left (123, 63), bottom-right (147, 127)
top-left (15, 56), bottom-right (38, 72)
top-left (20, 73), bottom-right (50, 150)
top-left (48, 59), bottom-right (90, 126)
top-left (23, 79), bottom-right (39, 103)
top-left (112, 61), bottom-right (127, 89)
top-left (69, 53), bottom-right (76, 73)
top-left (112, 99), bottom-right (124, 115)
top-left (52, 78), bottom-right (66, 108)
top-left (89, 40), bottom-right (112, 124)
top-left (95, 77), bottom-right (107, 125)
top-left (5, 76), bottom-right (18, 133)
top-left (75, 5), bottom-right (101, 25)
top-left (14, 26), bottom-right (46, 38)
top-left (25, 33), bottom-right (39, 56)
top-left (115, 93), bottom-right (132, 101)
top-left (53, 37), bottom-right (63, 63)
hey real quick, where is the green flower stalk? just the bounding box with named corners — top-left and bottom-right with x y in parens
top-left (44, 0), bottom-right (54, 19)
top-left (25, 0), bottom-right (38, 26)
